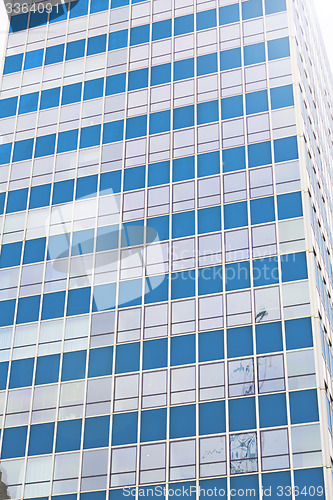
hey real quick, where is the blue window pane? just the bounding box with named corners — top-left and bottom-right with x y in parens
top-left (103, 120), bottom-right (124, 143)
top-left (152, 19), bottom-right (172, 41)
top-left (124, 165), bottom-right (145, 191)
top-left (197, 52), bottom-right (218, 76)
top-left (24, 49), bottom-right (44, 70)
top-left (265, 0), bottom-right (286, 14)
top-left (6, 187), bottom-right (28, 213)
top-left (289, 389), bottom-right (319, 424)
top-left (126, 115), bottom-right (147, 139)
top-left (197, 151), bottom-right (220, 177)
top-left (197, 100), bottom-right (219, 124)
top-left (171, 334), bottom-right (195, 366)
top-left (174, 14), bottom-right (194, 35)
top-left (173, 156), bottom-right (195, 181)
top-left (45, 44), bottom-right (64, 65)
top-left (62, 351), bottom-right (87, 381)
top-left (88, 347), bottom-right (113, 377)
top-left (199, 401), bottom-right (225, 435)
top-left (35, 134), bottom-right (56, 158)
top-left (57, 129), bottom-right (79, 153)
top-left (40, 87), bottom-right (61, 109)
top-left (268, 37), bottom-right (290, 60)
top-left (87, 34), bottom-right (107, 55)
top-left (72, 228), bottom-right (94, 255)
top-left (174, 58), bottom-right (194, 80)
top-left (219, 4), bottom-right (240, 25)
top-left (220, 47), bottom-right (242, 70)
top-left (35, 354), bottom-right (60, 385)
top-left (173, 105), bottom-right (194, 129)
top-left (115, 343), bottom-right (140, 373)
top-left (106, 73), bottom-right (126, 95)
top-left (149, 110), bottom-right (171, 134)
top-left (198, 206), bottom-right (221, 234)
top-left (56, 419), bottom-right (82, 452)
top-left (67, 287), bottom-right (91, 316)
top-left (112, 412), bottom-right (138, 445)
top-left (244, 42), bottom-right (266, 65)
top-left (199, 330), bottom-right (224, 362)
top-left (92, 283), bottom-right (116, 312)
top-left (231, 476), bottom-right (259, 497)
top-left (170, 405), bottom-right (196, 438)
top-left (246, 89), bottom-right (268, 114)
top-left (281, 252), bottom-right (308, 282)
top-left (3, 53), bottom-right (23, 74)
top-left (0, 143), bottom-right (12, 165)
top-left (259, 393), bottom-right (288, 427)
top-left (49, 2), bottom-right (69, 23)
top-left (171, 270), bottom-right (196, 299)
top-left (146, 215), bottom-right (169, 242)
top-left (83, 416), bottom-right (110, 449)
top-left (256, 322), bottom-right (283, 354)
top-left (221, 95), bottom-right (243, 119)
top-left (294, 468), bottom-right (324, 497)
top-left (76, 175), bottom-right (98, 200)
top-left (242, 0), bottom-right (263, 19)
top-left (95, 225), bottom-right (119, 252)
top-left (10, 13), bottom-right (29, 32)
top-left (253, 257), bottom-right (279, 287)
top-left (229, 397), bottom-right (256, 431)
top-left (141, 408), bottom-right (167, 442)
top-left (0, 362), bottom-right (9, 390)
top-left (16, 295), bottom-right (41, 324)
top-left (224, 201), bottom-right (248, 229)
top-left (111, 0), bottom-right (128, 6)
top-left (109, 29), bottom-right (128, 50)
top-left (18, 92), bottom-right (39, 114)
top-left (28, 423), bottom-right (54, 456)
top-left (100, 170), bottom-right (122, 194)
top-left (130, 24), bottom-right (150, 45)
top-left (52, 179), bottom-right (75, 204)
top-left (270, 84), bottom-right (294, 109)
top-left (0, 96), bottom-right (18, 118)
top-left (13, 138), bottom-right (34, 162)
top-left (62, 82), bottom-right (82, 105)
top-left (151, 63), bottom-right (171, 86)
top-left (172, 211), bottom-right (195, 238)
top-left (285, 317), bottom-right (313, 350)
top-left (145, 274), bottom-right (169, 304)
top-left (128, 68), bottom-right (149, 91)
top-left (0, 241), bottom-right (22, 268)
top-left (226, 261), bottom-right (251, 291)
top-left (83, 78), bottom-right (104, 100)
top-left (1, 426), bottom-right (28, 459)
top-left (66, 39), bottom-right (86, 60)
top-left (144, 277), bottom-right (164, 310)
top-left (41, 291), bottom-right (66, 320)
top-left (277, 192), bottom-right (303, 220)
top-left (197, 9), bottom-right (216, 31)
top-left (0, 300), bottom-right (16, 327)
top-left (248, 141), bottom-right (272, 167)
top-left (222, 146), bottom-right (246, 173)
top-left (148, 160), bottom-right (170, 186)
top-left (227, 326), bottom-right (253, 357)
top-left (250, 196), bottom-right (275, 224)
top-left (80, 124), bottom-right (101, 148)
top-left (198, 265), bottom-right (223, 295)
top-left (262, 472), bottom-right (291, 495)
top-left (274, 136), bottom-right (298, 162)
top-left (143, 338), bottom-right (167, 370)
top-left (9, 358), bottom-right (34, 388)
top-left (69, 0), bottom-right (89, 18)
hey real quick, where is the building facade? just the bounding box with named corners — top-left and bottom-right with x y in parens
top-left (0, 0), bottom-right (332, 498)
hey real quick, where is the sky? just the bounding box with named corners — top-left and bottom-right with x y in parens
top-left (0, 1), bottom-right (332, 79)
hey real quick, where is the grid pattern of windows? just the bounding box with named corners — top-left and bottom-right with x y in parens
top-left (0, 0), bottom-right (330, 498)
